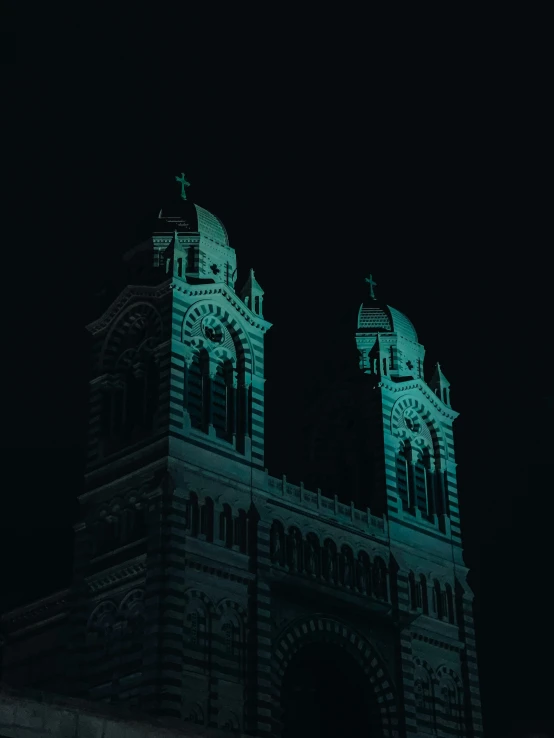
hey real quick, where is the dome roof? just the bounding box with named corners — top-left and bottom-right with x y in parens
top-left (357, 303), bottom-right (418, 343)
top-left (154, 199), bottom-right (230, 248)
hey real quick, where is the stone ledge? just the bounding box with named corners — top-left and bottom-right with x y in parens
top-left (0, 684), bottom-right (247, 738)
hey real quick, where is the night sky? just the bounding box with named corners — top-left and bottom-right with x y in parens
top-left (2, 56), bottom-right (552, 737)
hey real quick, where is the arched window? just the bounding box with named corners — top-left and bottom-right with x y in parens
top-left (200, 498), bottom-right (214, 542)
top-left (287, 528), bottom-right (302, 572)
top-left (187, 493), bottom-right (200, 537)
top-left (414, 449), bottom-right (432, 517)
top-left (304, 534), bottom-right (320, 577)
top-left (396, 444), bottom-right (410, 509)
top-left (409, 571), bottom-right (425, 610)
top-left (373, 557), bottom-right (388, 601)
top-left (212, 362), bottom-right (228, 439)
top-left (234, 509), bottom-right (248, 553)
top-left (432, 580), bottom-right (443, 618)
top-left (270, 521), bottom-right (285, 566)
top-left (323, 540), bottom-right (337, 583)
top-left (340, 546), bottom-right (354, 587)
top-left (220, 504), bottom-right (233, 548)
top-left (409, 571), bottom-right (418, 609)
top-left (419, 574), bottom-right (428, 614)
top-left (445, 584), bottom-right (455, 624)
top-left (187, 353), bottom-right (203, 430)
top-left (356, 552), bottom-right (371, 594)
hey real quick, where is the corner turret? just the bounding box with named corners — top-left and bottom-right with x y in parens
top-left (429, 362), bottom-right (451, 407)
top-left (240, 268), bottom-right (264, 317)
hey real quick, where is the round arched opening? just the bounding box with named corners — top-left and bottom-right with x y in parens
top-left (281, 641), bottom-right (373, 738)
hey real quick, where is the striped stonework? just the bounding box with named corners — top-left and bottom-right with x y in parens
top-left (169, 288), bottom-right (269, 468)
top-left (247, 519), bottom-right (273, 736)
top-left (394, 568), bottom-right (417, 735)
top-left (457, 591), bottom-right (484, 737)
top-left (141, 472), bottom-right (188, 717)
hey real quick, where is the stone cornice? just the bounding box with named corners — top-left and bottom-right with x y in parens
top-left (185, 556), bottom-right (253, 586)
top-left (85, 556), bottom-right (146, 594)
top-left (0, 590), bottom-right (70, 633)
top-left (377, 377), bottom-right (459, 421)
top-left (86, 283), bottom-right (172, 336)
top-left (411, 627), bottom-right (464, 654)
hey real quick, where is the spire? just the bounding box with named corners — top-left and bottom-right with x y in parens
top-left (365, 274), bottom-right (377, 301)
top-left (240, 268), bottom-right (264, 317)
top-left (429, 362), bottom-right (451, 406)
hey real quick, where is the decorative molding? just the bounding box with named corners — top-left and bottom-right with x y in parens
top-left (378, 377), bottom-right (459, 421)
top-left (0, 590), bottom-right (69, 633)
top-left (86, 283), bottom-right (172, 335)
top-left (172, 281), bottom-right (272, 333)
top-left (411, 630), bottom-right (464, 654)
top-left (85, 558), bottom-right (147, 594)
top-left (185, 557), bottom-right (253, 586)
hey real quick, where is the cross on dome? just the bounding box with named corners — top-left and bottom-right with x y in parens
top-left (365, 274), bottom-right (377, 300)
top-left (175, 172), bottom-right (191, 200)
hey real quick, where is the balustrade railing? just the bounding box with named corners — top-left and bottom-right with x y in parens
top-left (266, 475), bottom-right (386, 535)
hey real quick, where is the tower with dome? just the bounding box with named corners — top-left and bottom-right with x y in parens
top-left (0, 179), bottom-right (483, 737)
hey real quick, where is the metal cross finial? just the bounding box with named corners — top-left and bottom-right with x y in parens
top-left (175, 172), bottom-right (191, 200)
top-left (365, 274), bottom-right (377, 300)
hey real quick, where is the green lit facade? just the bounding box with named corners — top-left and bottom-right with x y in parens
top-left (0, 185), bottom-right (483, 737)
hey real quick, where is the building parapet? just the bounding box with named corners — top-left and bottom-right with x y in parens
top-left (266, 474), bottom-right (387, 536)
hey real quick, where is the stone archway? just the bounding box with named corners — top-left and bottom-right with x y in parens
top-left (281, 641), bottom-right (370, 737)
top-left (273, 615), bottom-right (398, 738)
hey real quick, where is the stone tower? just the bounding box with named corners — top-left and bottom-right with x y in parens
top-left (0, 184), bottom-right (483, 738)
top-left (72, 181), bottom-right (271, 730)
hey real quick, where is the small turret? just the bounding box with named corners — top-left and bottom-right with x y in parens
top-left (429, 362), bottom-right (451, 406)
top-left (240, 268), bottom-right (264, 317)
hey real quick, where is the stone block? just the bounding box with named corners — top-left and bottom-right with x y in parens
top-left (0, 696), bottom-right (17, 726)
top-left (43, 707), bottom-right (78, 737)
top-left (14, 699), bottom-right (44, 729)
top-left (103, 719), bottom-right (147, 738)
top-left (77, 712), bottom-right (107, 738)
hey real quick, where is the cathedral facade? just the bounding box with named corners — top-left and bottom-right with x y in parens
top-left (0, 183), bottom-right (483, 737)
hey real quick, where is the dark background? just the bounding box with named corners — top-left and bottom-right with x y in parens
top-left (1, 32), bottom-right (553, 738)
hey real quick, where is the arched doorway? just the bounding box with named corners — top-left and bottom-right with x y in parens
top-left (281, 642), bottom-right (373, 738)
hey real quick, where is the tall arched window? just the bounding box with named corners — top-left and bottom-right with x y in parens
top-left (212, 362), bottom-right (228, 438)
top-left (220, 504), bottom-right (233, 548)
top-left (414, 449), bottom-right (432, 517)
top-left (200, 498), bottom-right (214, 542)
top-left (409, 571), bottom-right (418, 610)
top-left (419, 574), bottom-right (429, 614)
top-left (432, 580), bottom-right (443, 618)
top-left (445, 584), bottom-right (455, 624)
top-left (187, 493), bottom-right (200, 537)
top-left (188, 353), bottom-right (203, 430)
top-left (396, 444), bottom-right (410, 509)
top-left (234, 509), bottom-right (248, 553)
top-left (373, 557), bottom-right (388, 601)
